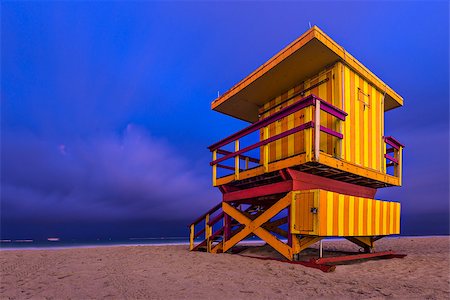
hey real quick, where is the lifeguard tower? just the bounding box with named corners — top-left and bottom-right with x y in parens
top-left (189, 26), bottom-right (405, 267)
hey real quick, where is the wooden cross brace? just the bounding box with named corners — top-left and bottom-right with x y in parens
top-left (222, 193), bottom-right (293, 260)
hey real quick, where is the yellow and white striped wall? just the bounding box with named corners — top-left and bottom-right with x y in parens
top-left (291, 189), bottom-right (400, 237)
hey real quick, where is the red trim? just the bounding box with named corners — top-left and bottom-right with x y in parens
top-left (217, 149), bottom-right (259, 164)
top-left (217, 164), bottom-right (240, 171)
top-left (189, 203), bottom-right (221, 226)
top-left (383, 136), bottom-right (405, 149)
top-left (210, 122), bottom-right (313, 166)
top-left (384, 154), bottom-right (399, 164)
top-left (223, 181), bottom-right (293, 202)
top-left (207, 211), bottom-right (224, 226)
top-left (219, 184), bottom-right (241, 194)
top-left (287, 169), bottom-right (377, 198)
top-left (319, 125), bottom-right (343, 139)
top-left (279, 169), bottom-right (291, 181)
top-left (238, 254), bottom-right (335, 273)
top-left (193, 228), bottom-right (205, 239)
top-left (313, 251), bottom-right (406, 264)
top-left (208, 95), bottom-right (316, 151)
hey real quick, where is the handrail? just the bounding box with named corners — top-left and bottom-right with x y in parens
top-left (383, 135), bottom-right (403, 183)
top-left (384, 154), bottom-right (399, 164)
top-left (210, 121), bottom-right (313, 166)
top-left (189, 203), bottom-right (221, 226)
top-left (208, 95), bottom-right (314, 151)
top-left (208, 94), bottom-right (347, 152)
top-left (207, 211), bottom-right (224, 226)
top-left (216, 149), bottom-right (259, 163)
top-left (384, 136), bottom-right (405, 150)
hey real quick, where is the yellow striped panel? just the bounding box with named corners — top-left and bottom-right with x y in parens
top-left (358, 196), bottom-right (364, 235)
top-left (338, 194), bottom-right (345, 236)
top-left (326, 192), bottom-right (334, 235)
top-left (364, 199), bottom-right (373, 235)
top-left (373, 200), bottom-right (380, 234)
top-left (363, 80), bottom-right (369, 168)
top-left (344, 66), bottom-right (351, 162)
top-left (370, 85), bottom-right (376, 170)
top-left (287, 89), bottom-right (295, 157)
top-left (353, 74), bottom-right (361, 164)
top-left (389, 202), bottom-right (394, 233)
top-left (348, 196), bottom-right (354, 236)
top-left (294, 191), bottom-right (401, 237)
top-left (382, 201), bottom-right (387, 235)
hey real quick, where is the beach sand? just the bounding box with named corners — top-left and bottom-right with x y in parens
top-left (1, 237), bottom-right (449, 299)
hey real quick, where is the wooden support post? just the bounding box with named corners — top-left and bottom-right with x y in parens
top-left (212, 150), bottom-right (217, 186)
top-left (205, 214), bottom-right (211, 252)
top-left (319, 240), bottom-right (323, 258)
top-left (345, 237), bottom-right (374, 253)
top-left (305, 106), bottom-right (313, 162)
top-left (235, 140), bottom-right (240, 180)
top-left (263, 127), bottom-right (269, 172)
top-left (287, 208), bottom-right (292, 247)
top-left (189, 224), bottom-right (195, 251)
top-left (224, 213), bottom-right (231, 241)
top-left (295, 236), bottom-right (323, 254)
top-left (314, 100), bottom-right (321, 161)
top-left (245, 157), bottom-right (249, 170)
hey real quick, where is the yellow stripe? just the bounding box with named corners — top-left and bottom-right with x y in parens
top-left (363, 80), bottom-right (369, 168)
top-left (375, 90), bottom-right (381, 172)
top-left (274, 96), bottom-right (282, 160)
top-left (373, 200), bottom-right (379, 235)
top-left (382, 201), bottom-right (387, 235)
top-left (366, 199), bottom-right (372, 235)
top-left (348, 196), bottom-right (355, 236)
top-left (338, 194), bottom-right (344, 236)
top-left (370, 86), bottom-right (376, 170)
top-left (358, 197), bottom-right (364, 235)
top-left (344, 67), bottom-right (351, 161)
top-left (389, 202), bottom-right (394, 234)
top-left (287, 89), bottom-right (295, 157)
top-left (354, 73), bottom-right (360, 165)
top-left (326, 192), bottom-right (334, 235)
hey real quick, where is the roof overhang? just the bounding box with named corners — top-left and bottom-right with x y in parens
top-left (212, 26), bottom-right (403, 123)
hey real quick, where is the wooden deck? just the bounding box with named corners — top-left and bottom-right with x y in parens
top-left (215, 152), bottom-right (399, 189)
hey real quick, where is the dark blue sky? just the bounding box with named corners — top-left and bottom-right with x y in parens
top-left (1, 1), bottom-right (449, 239)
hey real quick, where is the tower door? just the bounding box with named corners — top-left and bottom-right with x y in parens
top-left (292, 191), bottom-right (316, 233)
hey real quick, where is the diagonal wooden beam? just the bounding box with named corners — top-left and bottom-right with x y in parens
top-left (262, 224), bottom-right (288, 238)
top-left (253, 226), bottom-right (293, 260)
top-left (293, 236), bottom-right (323, 254)
top-left (222, 194), bottom-right (292, 254)
top-left (345, 237), bottom-right (374, 252)
top-left (265, 216), bottom-right (288, 228)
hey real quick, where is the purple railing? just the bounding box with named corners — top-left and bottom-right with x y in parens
top-left (208, 94), bottom-right (347, 179)
top-left (384, 136), bottom-right (404, 169)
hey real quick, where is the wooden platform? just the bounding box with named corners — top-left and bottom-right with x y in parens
top-left (216, 152), bottom-right (399, 189)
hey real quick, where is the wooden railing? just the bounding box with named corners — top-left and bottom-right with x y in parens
top-left (384, 136), bottom-right (404, 183)
top-left (208, 94), bottom-right (347, 185)
top-left (189, 203), bottom-right (224, 252)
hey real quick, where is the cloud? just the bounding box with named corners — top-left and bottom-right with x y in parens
top-left (1, 125), bottom-right (220, 229)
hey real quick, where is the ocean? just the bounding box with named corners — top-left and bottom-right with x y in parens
top-left (0, 237), bottom-right (191, 250)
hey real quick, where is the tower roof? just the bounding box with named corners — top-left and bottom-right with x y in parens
top-left (212, 26), bottom-right (403, 123)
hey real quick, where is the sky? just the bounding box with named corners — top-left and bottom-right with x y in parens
top-left (1, 1), bottom-right (449, 240)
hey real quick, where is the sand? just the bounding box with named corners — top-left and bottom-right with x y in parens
top-left (1, 237), bottom-right (449, 299)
